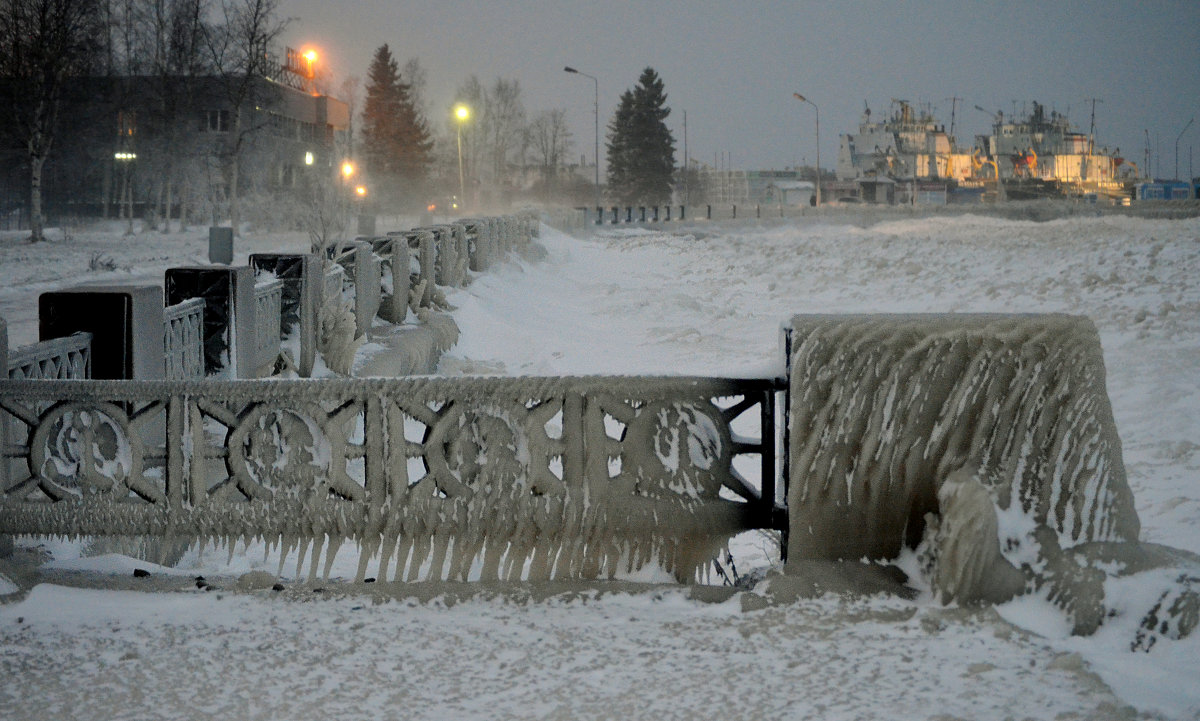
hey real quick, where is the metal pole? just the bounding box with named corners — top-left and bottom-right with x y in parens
top-left (793, 93), bottom-right (820, 206)
top-left (565, 67), bottom-right (600, 210)
top-left (457, 123), bottom-right (465, 211)
top-left (1175, 117), bottom-right (1193, 181)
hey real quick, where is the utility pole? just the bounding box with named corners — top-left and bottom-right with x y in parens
top-left (683, 110), bottom-right (689, 204)
top-left (563, 67), bottom-right (600, 210)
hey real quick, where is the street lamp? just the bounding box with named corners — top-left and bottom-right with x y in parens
top-left (564, 66), bottom-right (600, 210)
top-left (302, 49), bottom-right (318, 94)
top-left (793, 92), bottom-right (820, 206)
top-left (341, 160), bottom-right (355, 179)
top-left (454, 103), bottom-right (470, 213)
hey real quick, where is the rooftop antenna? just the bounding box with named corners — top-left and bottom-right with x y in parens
top-left (1084, 98), bottom-right (1103, 153)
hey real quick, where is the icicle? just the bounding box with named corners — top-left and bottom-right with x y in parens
top-left (323, 536), bottom-right (343, 581)
top-left (307, 534), bottom-right (323, 581)
top-left (294, 537), bottom-right (311, 580)
top-left (354, 537), bottom-right (375, 583)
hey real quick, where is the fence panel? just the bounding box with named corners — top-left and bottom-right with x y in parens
top-left (0, 375), bottom-right (780, 582)
top-left (253, 279), bottom-right (283, 376)
top-left (7, 333), bottom-right (93, 380)
top-left (162, 299), bottom-right (205, 381)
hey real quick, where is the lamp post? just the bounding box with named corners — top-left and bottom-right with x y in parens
top-left (564, 66), bottom-right (600, 210)
top-left (1176, 117), bottom-right (1193, 182)
top-left (454, 104), bottom-right (470, 213)
top-left (793, 92), bottom-right (820, 206)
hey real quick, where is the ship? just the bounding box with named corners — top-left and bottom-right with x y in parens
top-left (836, 99), bottom-right (1138, 203)
top-left (974, 101), bottom-right (1135, 201)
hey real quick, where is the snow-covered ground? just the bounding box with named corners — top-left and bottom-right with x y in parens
top-left (2, 211), bottom-right (1199, 720)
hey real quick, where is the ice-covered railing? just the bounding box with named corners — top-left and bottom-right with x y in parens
top-left (6, 332), bottom-right (92, 380)
top-left (162, 298), bottom-right (205, 381)
top-left (0, 375), bottom-right (780, 582)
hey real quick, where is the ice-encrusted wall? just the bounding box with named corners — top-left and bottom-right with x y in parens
top-left (785, 314), bottom-right (1140, 565)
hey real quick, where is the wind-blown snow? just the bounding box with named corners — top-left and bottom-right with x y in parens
top-left (2, 212), bottom-right (1199, 719)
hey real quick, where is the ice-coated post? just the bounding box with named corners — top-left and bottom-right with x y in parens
top-left (732, 204), bottom-right (737, 219)
top-left (416, 230), bottom-right (436, 307)
top-left (706, 205), bottom-right (712, 220)
top-left (165, 266), bottom-right (255, 378)
top-left (610, 207), bottom-right (618, 224)
top-left (208, 226), bottom-right (234, 265)
top-left (461, 220), bottom-right (489, 272)
top-left (351, 243), bottom-right (381, 337)
top-left (38, 285), bottom-right (165, 380)
top-left (638, 206), bottom-right (646, 222)
top-left (680, 205), bottom-right (686, 220)
top-left (418, 226), bottom-right (457, 288)
top-left (653, 206), bottom-right (660, 222)
top-left (665, 206), bottom-right (672, 221)
top-left (372, 236), bottom-right (409, 323)
top-left (596, 206), bottom-right (603, 225)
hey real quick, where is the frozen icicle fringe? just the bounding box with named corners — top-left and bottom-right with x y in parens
top-left (786, 313), bottom-right (1139, 566)
top-left (784, 314), bottom-right (1160, 631)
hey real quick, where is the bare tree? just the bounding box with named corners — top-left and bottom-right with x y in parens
top-left (0, 0), bottom-right (105, 242)
top-left (451, 75), bottom-right (526, 202)
top-left (485, 77), bottom-right (524, 182)
top-left (204, 0), bottom-right (288, 233)
top-left (146, 0), bottom-right (212, 232)
top-left (527, 108), bottom-right (573, 192)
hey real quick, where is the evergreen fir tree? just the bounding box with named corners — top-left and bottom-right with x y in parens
top-left (605, 67), bottom-right (675, 205)
top-left (605, 90), bottom-right (635, 201)
top-left (361, 44), bottom-right (433, 204)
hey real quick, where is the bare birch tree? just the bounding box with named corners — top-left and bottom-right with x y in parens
top-left (0, 0), bottom-right (105, 242)
top-left (204, 0), bottom-right (287, 233)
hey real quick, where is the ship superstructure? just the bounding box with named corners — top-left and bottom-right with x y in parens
top-left (837, 100), bottom-right (975, 182)
top-left (975, 101), bottom-right (1131, 190)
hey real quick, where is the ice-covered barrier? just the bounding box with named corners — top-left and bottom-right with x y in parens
top-left (785, 314), bottom-right (1145, 614)
top-left (0, 376), bottom-right (777, 582)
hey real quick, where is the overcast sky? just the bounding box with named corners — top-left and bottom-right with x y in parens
top-left (281, 0), bottom-right (1200, 180)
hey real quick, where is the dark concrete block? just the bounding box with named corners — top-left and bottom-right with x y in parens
top-left (39, 285), bottom-right (164, 380)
